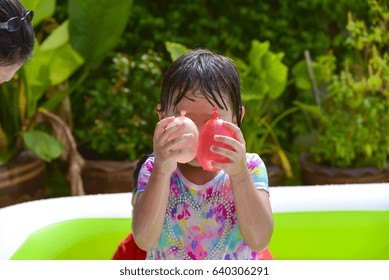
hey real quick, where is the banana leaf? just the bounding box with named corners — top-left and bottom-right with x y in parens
top-left (68, 0), bottom-right (133, 70)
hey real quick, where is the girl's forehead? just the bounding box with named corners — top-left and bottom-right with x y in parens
top-left (175, 95), bottom-right (213, 111)
top-left (173, 92), bottom-right (232, 119)
top-left (175, 90), bottom-right (231, 109)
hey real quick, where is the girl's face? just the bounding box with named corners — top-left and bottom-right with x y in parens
top-left (0, 64), bottom-right (22, 84)
top-left (159, 91), bottom-right (236, 167)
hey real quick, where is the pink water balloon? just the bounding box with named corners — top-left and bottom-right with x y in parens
top-left (166, 110), bottom-right (199, 163)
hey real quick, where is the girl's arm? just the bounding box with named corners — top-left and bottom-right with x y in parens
top-left (229, 170), bottom-right (273, 252)
top-left (132, 163), bottom-right (172, 250)
top-left (132, 117), bottom-right (196, 250)
top-left (210, 122), bottom-right (274, 252)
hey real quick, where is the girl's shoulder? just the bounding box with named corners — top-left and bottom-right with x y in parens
top-left (144, 154), bottom-right (155, 163)
top-left (144, 155), bottom-right (155, 163)
top-left (245, 153), bottom-right (266, 167)
top-left (137, 155), bottom-right (155, 174)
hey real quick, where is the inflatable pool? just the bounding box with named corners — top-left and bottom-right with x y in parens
top-left (0, 183), bottom-right (388, 260)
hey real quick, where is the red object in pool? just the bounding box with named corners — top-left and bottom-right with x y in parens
top-left (112, 233), bottom-right (274, 260)
top-left (112, 233), bottom-right (146, 260)
top-left (197, 108), bottom-right (236, 172)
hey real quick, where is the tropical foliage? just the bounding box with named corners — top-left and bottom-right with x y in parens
top-left (0, 0), bottom-right (133, 164)
top-left (294, 0), bottom-right (389, 169)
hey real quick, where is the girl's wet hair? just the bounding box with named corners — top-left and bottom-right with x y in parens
top-left (159, 49), bottom-right (243, 127)
top-left (0, 0), bottom-right (34, 66)
top-left (132, 50), bottom-right (243, 204)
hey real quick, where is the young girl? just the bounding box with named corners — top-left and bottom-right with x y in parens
top-left (132, 49), bottom-right (273, 260)
top-left (0, 0), bottom-right (34, 84)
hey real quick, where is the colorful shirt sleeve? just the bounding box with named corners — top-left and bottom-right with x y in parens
top-left (136, 157), bottom-right (154, 196)
top-left (246, 153), bottom-right (269, 192)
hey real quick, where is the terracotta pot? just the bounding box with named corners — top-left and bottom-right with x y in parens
top-left (267, 164), bottom-right (286, 186)
top-left (300, 153), bottom-right (389, 185)
top-left (81, 159), bottom-right (138, 194)
top-left (0, 151), bottom-right (46, 208)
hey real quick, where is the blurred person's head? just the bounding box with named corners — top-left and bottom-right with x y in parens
top-left (0, 0), bottom-right (34, 83)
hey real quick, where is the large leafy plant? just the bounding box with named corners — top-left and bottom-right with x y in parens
top-left (0, 0), bottom-right (133, 165)
top-left (236, 40), bottom-right (293, 177)
top-left (294, 0), bottom-right (389, 169)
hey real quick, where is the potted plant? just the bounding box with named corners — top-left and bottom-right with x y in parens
top-left (0, 0), bottom-right (133, 207)
top-left (294, 0), bottom-right (389, 185)
top-left (71, 50), bottom-right (162, 194)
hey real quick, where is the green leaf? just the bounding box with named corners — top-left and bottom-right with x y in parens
top-left (21, 43), bottom-right (51, 117)
top-left (263, 52), bottom-right (288, 99)
top-left (41, 68), bottom-right (90, 111)
top-left (240, 40), bottom-right (288, 100)
top-left (40, 20), bottom-right (70, 51)
top-left (68, 0), bottom-right (133, 70)
top-left (292, 60), bottom-right (312, 90)
top-left (0, 150), bottom-right (15, 166)
top-left (241, 77), bottom-right (268, 101)
top-left (277, 148), bottom-right (293, 178)
top-left (248, 40), bottom-right (269, 74)
top-left (21, 130), bottom-right (64, 162)
top-left (367, 75), bottom-right (383, 89)
top-left (45, 43), bottom-right (84, 85)
top-left (20, 0), bottom-right (56, 27)
top-left (165, 41), bottom-right (191, 61)
top-left (22, 20), bottom-right (84, 114)
top-left (0, 124), bottom-right (8, 153)
top-left (0, 82), bottom-right (21, 144)
top-left (352, 80), bottom-right (368, 92)
top-left (293, 101), bottom-right (326, 121)
top-left (39, 21), bottom-right (84, 86)
top-left (233, 58), bottom-right (249, 76)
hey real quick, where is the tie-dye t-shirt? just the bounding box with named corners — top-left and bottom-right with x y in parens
top-left (136, 153), bottom-right (269, 260)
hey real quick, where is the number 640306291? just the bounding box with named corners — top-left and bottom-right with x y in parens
top-left (212, 266), bottom-right (269, 276)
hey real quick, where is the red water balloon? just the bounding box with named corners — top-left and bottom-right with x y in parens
top-left (197, 108), bottom-right (236, 171)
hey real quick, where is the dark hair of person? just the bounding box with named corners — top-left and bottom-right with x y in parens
top-left (0, 0), bottom-right (34, 66)
top-left (159, 49), bottom-right (243, 127)
top-left (132, 50), bottom-right (243, 205)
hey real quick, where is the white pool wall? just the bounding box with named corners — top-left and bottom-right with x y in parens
top-left (0, 183), bottom-right (388, 260)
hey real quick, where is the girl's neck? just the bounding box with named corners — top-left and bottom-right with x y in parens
top-left (177, 163), bottom-right (219, 185)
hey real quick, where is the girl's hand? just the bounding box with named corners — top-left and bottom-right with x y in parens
top-left (210, 121), bottom-right (248, 177)
top-left (153, 116), bottom-right (196, 175)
